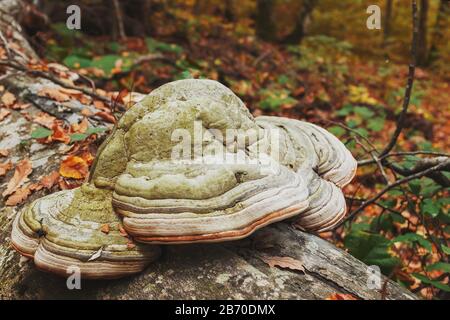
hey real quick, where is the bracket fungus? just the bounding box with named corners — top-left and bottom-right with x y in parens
top-left (11, 79), bottom-right (356, 278)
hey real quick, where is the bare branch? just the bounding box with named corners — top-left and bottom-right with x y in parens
top-left (380, 0), bottom-right (419, 156)
top-left (333, 157), bottom-right (450, 230)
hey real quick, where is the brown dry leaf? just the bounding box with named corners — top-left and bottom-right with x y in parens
top-left (100, 224), bottom-right (110, 234)
top-left (326, 293), bottom-right (358, 300)
top-left (260, 256), bottom-right (305, 273)
top-left (0, 149), bottom-right (9, 157)
top-left (40, 171), bottom-right (60, 189)
top-left (5, 186), bottom-right (31, 206)
top-left (0, 161), bottom-right (12, 176)
top-left (71, 117), bottom-right (88, 133)
top-left (59, 155), bottom-right (89, 179)
top-left (0, 108), bottom-right (11, 121)
top-left (2, 158), bottom-right (33, 197)
top-left (38, 87), bottom-right (70, 102)
top-left (51, 122), bottom-right (71, 144)
top-left (58, 87), bottom-right (83, 97)
top-left (34, 112), bottom-right (56, 129)
top-left (127, 241), bottom-right (136, 249)
top-left (1, 91), bottom-right (16, 107)
top-left (79, 150), bottom-right (94, 165)
top-left (81, 108), bottom-right (93, 117)
top-left (95, 111), bottom-right (116, 123)
top-left (11, 102), bottom-right (30, 110)
top-left (93, 100), bottom-right (107, 111)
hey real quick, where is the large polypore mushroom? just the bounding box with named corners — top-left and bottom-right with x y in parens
top-left (11, 79), bottom-right (356, 278)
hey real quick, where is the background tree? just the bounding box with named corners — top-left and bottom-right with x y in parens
top-left (417, 0), bottom-right (429, 66)
top-left (283, 0), bottom-right (318, 44)
top-left (256, 0), bottom-right (277, 41)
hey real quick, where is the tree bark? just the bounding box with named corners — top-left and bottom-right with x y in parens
top-left (283, 0), bottom-right (317, 44)
top-left (383, 0), bottom-right (393, 47)
top-left (0, 0), bottom-right (417, 300)
top-left (430, 0), bottom-right (450, 64)
top-left (417, 0), bottom-right (429, 66)
top-left (256, 0), bottom-right (277, 42)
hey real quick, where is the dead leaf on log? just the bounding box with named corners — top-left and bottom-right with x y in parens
top-left (0, 108), bottom-right (11, 121)
top-left (0, 161), bottom-right (12, 176)
top-left (59, 155), bottom-right (89, 179)
top-left (2, 158), bottom-right (32, 197)
top-left (39, 171), bottom-right (60, 189)
top-left (1, 91), bottom-right (16, 107)
top-left (38, 87), bottom-right (70, 102)
top-left (5, 186), bottom-right (31, 206)
top-left (95, 111), bottom-right (116, 123)
top-left (51, 121), bottom-right (70, 144)
top-left (34, 112), bottom-right (56, 128)
top-left (326, 293), bottom-right (358, 300)
top-left (260, 255), bottom-right (306, 273)
top-left (0, 149), bottom-right (9, 157)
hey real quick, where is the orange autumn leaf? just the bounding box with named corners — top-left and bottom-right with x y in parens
top-left (326, 293), bottom-right (358, 300)
top-left (0, 149), bottom-right (9, 157)
top-left (71, 117), bottom-right (89, 133)
top-left (51, 122), bottom-right (71, 144)
top-left (95, 111), bottom-right (116, 123)
top-left (5, 186), bottom-right (31, 206)
top-left (100, 224), bottom-right (110, 234)
top-left (2, 158), bottom-right (33, 197)
top-left (0, 108), bottom-right (11, 121)
top-left (79, 150), bottom-right (94, 165)
top-left (38, 87), bottom-right (70, 102)
top-left (1, 91), bottom-right (16, 107)
top-left (260, 256), bottom-right (305, 273)
top-left (0, 161), bottom-right (12, 176)
top-left (59, 155), bottom-right (89, 179)
top-left (40, 171), bottom-right (60, 189)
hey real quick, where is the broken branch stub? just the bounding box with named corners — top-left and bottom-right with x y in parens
top-left (11, 79), bottom-right (357, 278)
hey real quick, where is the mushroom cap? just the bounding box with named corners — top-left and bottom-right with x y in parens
top-left (11, 184), bottom-right (160, 279)
top-left (11, 79), bottom-right (357, 279)
top-left (91, 79), bottom-right (357, 243)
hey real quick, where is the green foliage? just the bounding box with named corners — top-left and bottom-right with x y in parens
top-left (412, 273), bottom-right (450, 292)
top-left (344, 229), bottom-right (399, 274)
top-left (258, 89), bottom-right (297, 111)
top-left (146, 38), bottom-right (183, 54)
top-left (69, 127), bottom-right (107, 143)
top-left (391, 233), bottom-right (433, 252)
top-left (31, 127), bottom-right (52, 139)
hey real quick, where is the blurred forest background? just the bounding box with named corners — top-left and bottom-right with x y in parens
top-left (1, 0), bottom-right (449, 299)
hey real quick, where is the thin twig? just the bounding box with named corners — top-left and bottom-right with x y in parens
top-left (379, 0), bottom-right (418, 157)
top-left (358, 151), bottom-right (450, 166)
top-left (334, 158), bottom-right (450, 229)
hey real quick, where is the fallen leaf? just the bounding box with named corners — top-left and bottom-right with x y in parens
top-left (40, 171), bottom-right (60, 189)
top-left (71, 117), bottom-right (88, 133)
top-left (0, 161), bottom-right (12, 176)
top-left (0, 108), bottom-right (11, 121)
top-left (127, 241), bottom-right (136, 249)
top-left (95, 111), bottom-right (116, 123)
top-left (0, 149), bottom-right (9, 157)
top-left (34, 112), bottom-right (56, 128)
top-left (87, 246), bottom-right (103, 261)
top-left (38, 87), bottom-right (70, 102)
top-left (5, 186), bottom-right (31, 206)
top-left (1, 91), bottom-right (16, 107)
top-left (100, 224), bottom-right (110, 234)
top-left (260, 256), bottom-right (305, 273)
top-left (326, 293), bottom-right (358, 300)
top-left (59, 155), bottom-right (89, 179)
top-left (2, 158), bottom-right (33, 197)
top-left (51, 122), bottom-right (70, 144)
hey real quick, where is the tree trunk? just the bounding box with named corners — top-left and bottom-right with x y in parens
top-left (429, 0), bottom-right (450, 64)
top-left (417, 0), bottom-right (429, 66)
top-left (0, 0), bottom-right (418, 300)
top-left (383, 0), bottom-right (393, 47)
top-left (283, 0), bottom-right (318, 44)
top-left (256, 0), bottom-right (277, 42)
